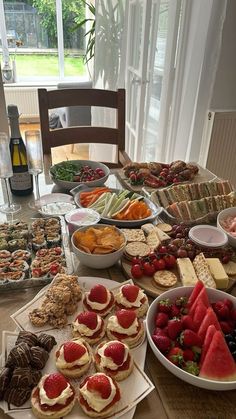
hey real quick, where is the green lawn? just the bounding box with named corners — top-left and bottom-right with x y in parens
top-left (15, 54), bottom-right (86, 77)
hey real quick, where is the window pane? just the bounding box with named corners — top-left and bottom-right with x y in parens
top-left (62, 0), bottom-right (87, 78)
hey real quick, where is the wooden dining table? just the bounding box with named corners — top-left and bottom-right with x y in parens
top-left (0, 170), bottom-right (236, 419)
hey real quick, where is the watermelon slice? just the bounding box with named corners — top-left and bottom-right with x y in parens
top-left (198, 307), bottom-right (221, 342)
top-left (199, 330), bottom-right (236, 381)
top-left (187, 280), bottom-right (204, 308)
top-left (192, 300), bottom-right (207, 331)
top-left (199, 325), bottom-right (217, 368)
top-left (189, 287), bottom-right (210, 317)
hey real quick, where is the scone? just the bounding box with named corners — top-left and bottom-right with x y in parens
top-left (106, 309), bottom-right (144, 348)
top-left (83, 284), bottom-right (114, 317)
top-left (78, 372), bottom-right (121, 418)
top-left (94, 340), bottom-right (133, 381)
top-left (55, 338), bottom-right (92, 378)
top-left (72, 311), bottom-right (106, 345)
top-left (31, 372), bottom-right (75, 419)
top-left (115, 284), bottom-right (149, 317)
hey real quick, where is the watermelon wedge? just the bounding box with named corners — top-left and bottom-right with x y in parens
top-left (187, 280), bottom-right (204, 308)
top-left (189, 287), bottom-right (210, 317)
top-left (192, 300), bottom-right (207, 331)
top-left (198, 307), bottom-right (221, 342)
top-left (199, 325), bottom-right (217, 368)
top-left (199, 330), bottom-right (236, 381)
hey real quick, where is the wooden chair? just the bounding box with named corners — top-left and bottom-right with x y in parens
top-left (38, 87), bottom-right (131, 169)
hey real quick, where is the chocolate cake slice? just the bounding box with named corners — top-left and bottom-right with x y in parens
top-left (6, 342), bottom-right (32, 368)
top-left (30, 346), bottom-right (49, 369)
top-left (16, 331), bottom-right (38, 347)
top-left (37, 333), bottom-right (57, 352)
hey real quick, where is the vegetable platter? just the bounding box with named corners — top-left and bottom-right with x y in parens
top-left (73, 186), bottom-right (161, 227)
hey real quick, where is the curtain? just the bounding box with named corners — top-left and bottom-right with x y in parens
top-left (165, 0), bottom-right (227, 163)
top-left (89, 0), bottom-right (126, 162)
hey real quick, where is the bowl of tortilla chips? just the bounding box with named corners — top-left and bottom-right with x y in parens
top-left (71, 224), bottom-right (126, 268)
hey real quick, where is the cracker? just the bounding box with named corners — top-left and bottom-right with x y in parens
top-left (120, 228), bottom-right (146, 243)
top-left (146, 230), bottom-right (160, 250)
top-left (156, 223), bottom-right (172, 233)
top-left (125, 242), bottom-right (150, 258)
top-left (141, 223), bottom-right (155, 235)
top-left (153, 270), bottom-right (177, 287)
top-left (223, 261), bottom-right (236, 276)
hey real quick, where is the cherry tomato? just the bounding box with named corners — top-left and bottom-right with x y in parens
top-left (158, 245), bottom-right (168, 254)
top-left (153, 258), bottom-right (166, 271)
top-left (32, 268), bottom-right (42, 277)
top-left (130, 173), bottom-right (137, 182)
top-left (131, 264), bottom-right (143, 278)
top-left (143, 262), bottom-right (156, 277)
top-left (148, 252), bottom-right (157, 261)
top-left (54, 247), bottom-right (62, 255)
top-left (160, 171), bottom-right (168, 178)
top-left (163, 254), bottom-right (176, 268)
top-left (131, 257), bottom-right (141, 265)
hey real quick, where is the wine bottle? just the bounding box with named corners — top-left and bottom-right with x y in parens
top-left (7, 105), bottom-right (33, 196)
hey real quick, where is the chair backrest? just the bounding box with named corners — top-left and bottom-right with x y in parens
top-left (38, 88), bottom-right (125, 158)
top-left (57, 81), bottom-right (92, 127)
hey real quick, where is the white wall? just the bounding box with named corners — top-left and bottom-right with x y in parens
top-left (210, 0), bottom-right (236, 111)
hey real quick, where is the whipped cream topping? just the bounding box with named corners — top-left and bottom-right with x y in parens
top-left (98, 341), bottom-right (129, 370)
top-left (56, 340), bottom-right (90, 368)
top-left (73, 315), bottom-right (102, 336)
top-left (80, 373), bottom-right (116, 413)
top-left (85, 289), bottom-right (111, 310)
top-left (107, 315), bottom-right (139, 336)
top-left (116, 286), bottom-right (146, 308)
top-left (39, 375), bottom-right (73, 406)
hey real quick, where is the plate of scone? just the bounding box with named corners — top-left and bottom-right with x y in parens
top-left (1, 274), bottom-right (154, 419)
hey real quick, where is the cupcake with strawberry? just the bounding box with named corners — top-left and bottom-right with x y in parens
top-left (55, 339), bottom-right (92, 378)
top-left (31, 372), bottom-right (75, 418)
top-left (72, 311), bottom-right (106, 345)
top-left (94, 340), bottom-right (133, 381)
top-left (83, 284), bottom-right (114, 317)
top-left (115, 284), bottom-right (149, 317)
top-left (79, 372), bottom-right (121, 418)
top-left (106, 309), bottom-right (144, 348)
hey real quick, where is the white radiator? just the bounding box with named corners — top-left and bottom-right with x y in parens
top-left (4, 87), bottom-right (39, 121)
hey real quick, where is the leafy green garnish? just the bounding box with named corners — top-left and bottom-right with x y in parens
top-left (50, 161), bottom-right (82, 182)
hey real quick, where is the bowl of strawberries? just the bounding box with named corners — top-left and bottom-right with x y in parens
top-left (146, 281), bottom-right (236, 390)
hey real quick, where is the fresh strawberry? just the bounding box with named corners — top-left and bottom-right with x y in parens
top-left (183, 348), bottom-right (195, 362)
top-left (153, 327), bottom-right (167, 337)
top-left (104, 342), bottom-right (125, 365)
top-left (44, 373), bottom-right (68, 399)
top-left (77, 311), bottom-right (98, 330)
top-left (223, 298), bottom-right (233, 311)
top-left (89, 284), bottom-right (108, 304)
top-left (152, 335), bottom-right (171, 353)
top-left (87, 374), bottom-right (111, 399)
top-left (116, 309), bottom-right (136, 329)
top-left (213, 301), bottom-right (230, 319)
top-left (230, 308), bottom-right (236, 321)
top-left (157, 299), bottom-right (172, 314)
top-left (167, 318), bottom-right (182, 340)
top-left (167, 347), bottom-right (183, 366)
top-left (171, 304), bottom-right (181, 318)
top-left (181, 315), bottom-right (196, 331)
top-left (155, 312), bottom-right (169, 328)
top-left (180, 329), bottom-right (202, 347)
top-left (220, 320), bottom-right (234, 334)
top-left (122, 284), bottom-right (140, 302)
top-left (63, 341), bottom-right (86, 363)
top-left (182, 361), bottom-right (199, 376)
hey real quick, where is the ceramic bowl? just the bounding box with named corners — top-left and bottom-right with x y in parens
top-left (71, 224), bottom-right (126, 269)
top-left (50, 160), bottom-right (110, 191)
top-left (146, 286), bottom-right (236, 390)
top-left (217, 207), bottom-right (236, 248)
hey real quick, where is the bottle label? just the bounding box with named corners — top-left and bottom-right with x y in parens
top-left (10, 172), bottom-right (32, 190)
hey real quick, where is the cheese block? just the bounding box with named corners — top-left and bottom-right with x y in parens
top-left (206, 258), bottom-right (229, 289)
top-left (176, 258), bottom-right (198, 286)
top-left (193, 253), bottom-right (216, 288)
top-left (154, 227), bottom-right (170, 242)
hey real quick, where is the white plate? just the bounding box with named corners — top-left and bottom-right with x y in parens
top-left (4, 277), bottom-right (154, 419)
top-left (31, 193), bottom-right (76, 217)
top-left (74, 187), bottom-right (161, 227)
